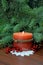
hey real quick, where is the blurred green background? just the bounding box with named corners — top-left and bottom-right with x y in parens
top-left (0, 0), bottom-right (43, 48)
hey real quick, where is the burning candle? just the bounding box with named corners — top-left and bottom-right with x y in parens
top-left (13, 31), bottom-right (32, 40)
top-left (13, 32), bottom-right (33, 51)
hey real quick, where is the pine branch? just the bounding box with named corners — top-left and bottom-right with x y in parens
top-left (0, 35), bottom-right (13, 47)
top-left (1, 0), bottom-right (8, 11)
top-left (33, 33), bottom-right (43, 43)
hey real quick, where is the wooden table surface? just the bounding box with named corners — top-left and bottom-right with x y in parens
top-left (0, 48), bottom-right (43, 65)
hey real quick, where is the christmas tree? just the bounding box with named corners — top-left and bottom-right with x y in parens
top-left (0, 0), bottom-right (43, 48)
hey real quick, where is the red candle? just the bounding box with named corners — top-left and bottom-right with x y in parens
top-left (13, 32), bottom-right (33, 51)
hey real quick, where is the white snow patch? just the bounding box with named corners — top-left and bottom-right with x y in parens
top-left (10, 50), bottom-right (34, 56)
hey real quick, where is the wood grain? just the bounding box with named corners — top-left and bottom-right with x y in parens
top-left (0, 48), bottom-right (43, 65)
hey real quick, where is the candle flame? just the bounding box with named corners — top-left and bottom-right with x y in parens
top-left (22, 31), bottom-right (24, 34)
